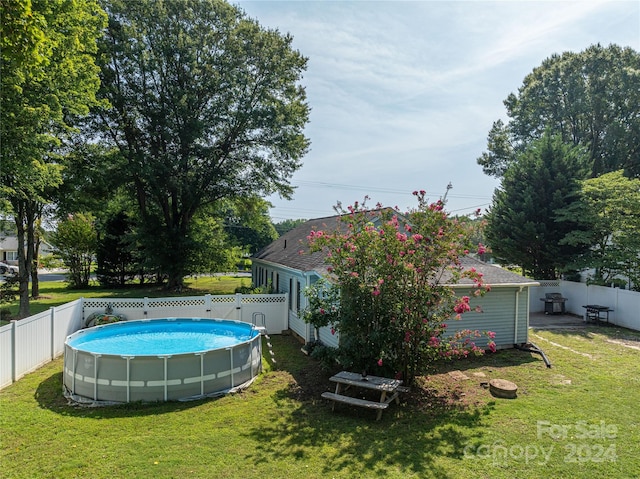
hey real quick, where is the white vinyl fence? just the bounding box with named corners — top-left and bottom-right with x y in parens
top-left (530, 280), bottom-right (640, 331)
top-left (0, 293), bottom-right (287, 391)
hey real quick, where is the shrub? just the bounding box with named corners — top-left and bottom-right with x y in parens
top-left (303, 192), bottom-right (493, 385)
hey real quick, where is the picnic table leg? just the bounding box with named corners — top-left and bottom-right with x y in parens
top-left (331, 383), bottom-right (342, 411)
top-left (375, 391), bottom-right (388, 420)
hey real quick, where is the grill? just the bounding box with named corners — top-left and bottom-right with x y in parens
top-left (540, 293), bottom-right (567, 314)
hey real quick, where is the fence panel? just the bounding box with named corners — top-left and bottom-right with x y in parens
top-left (549, 281), bottom-right (639, 330)
top-left (558, 281), bottom-right (588, 316)
top-left (209, 295), bottom-right (238, 320)
top-left (1, 293), bottom-right (288, 391)
top-left (0, 323), bottom-right (14, 388)
top-left (529, 280), bottom-right (562, 313)
top-left (238, 294), bottom-right (288, 333)
top-left (82, 298), bottom-right (146, 323)
top-left (616, 289), bottom-right (640, 330)
top-left (145, 297), bottom-right (207, 319)
top-left (52, 300), bottom-right (84, 357)
top-left (14, 311), bottom-right (53, 380)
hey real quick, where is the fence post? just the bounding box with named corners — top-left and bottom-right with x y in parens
top-left (205, 294), bottom-right (212, 317)
top-left (11, 320), bottom-right (17, 383)
top-left (144, 297), bottom-right (149, 317)
top-left (235, 293), bottom-right (242, 321)
top-left (50, 307), bottom-right (55, 360)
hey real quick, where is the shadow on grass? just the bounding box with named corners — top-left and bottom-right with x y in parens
top-left (34, 370), bottom-right (219, 419)
top-left (240, 335), bottom-right (519, 478)
top-left (247, 398), bottom-right (493, 478)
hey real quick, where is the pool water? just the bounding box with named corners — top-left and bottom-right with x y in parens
top-left (67, 318), bottom-right (255, 355)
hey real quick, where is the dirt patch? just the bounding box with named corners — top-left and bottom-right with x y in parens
top-left (285, 364), bottom-right (491, 411)
top-left (606, 338), bottom-right (640, 351)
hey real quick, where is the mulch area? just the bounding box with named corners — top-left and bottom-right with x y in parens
top-left (281, 342), bottom-right (490, 411)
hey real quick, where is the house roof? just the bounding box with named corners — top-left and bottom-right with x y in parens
top-left (252, 214), bottom-right (342, 276)
top-left (253, 214), bottom-right (537, 287)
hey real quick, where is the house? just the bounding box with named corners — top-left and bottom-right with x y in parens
top-left (0, 235), bottom-right (54, 266)
top-left (252, 213), bottom-right (538, 349)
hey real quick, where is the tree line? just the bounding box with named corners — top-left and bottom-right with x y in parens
top-left (478, 44), bottom-right (640, 287)
top-left (1, 0), bottom-right (310, 317)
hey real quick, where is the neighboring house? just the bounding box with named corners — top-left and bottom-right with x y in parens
top-left (252, 213), bottom-right (538, 349)
top-left (0, 235), bottom-right (54, 266)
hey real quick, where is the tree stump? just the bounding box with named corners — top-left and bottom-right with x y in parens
top-left (489, 379), bottom-right (518, 399)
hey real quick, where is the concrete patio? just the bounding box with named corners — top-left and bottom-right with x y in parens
top-left (528, 311), bottom-right (591, 329)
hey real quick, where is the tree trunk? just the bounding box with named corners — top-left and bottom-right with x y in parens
top-left (31, 212), bottom-right (43, 299)
top-left (13, 202), bottom-right (31, 318)
top-left (31, 230), bottom-right (40, 299)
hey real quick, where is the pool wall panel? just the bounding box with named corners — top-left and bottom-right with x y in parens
top-left (63, 318), bottom-right (262, 404)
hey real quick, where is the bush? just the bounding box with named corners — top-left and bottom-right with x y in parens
top-left (309, 343), bottom-right (338, 371)
top-left (304, 193), bottom-right (494, 385)
top-left (0, 307), bottom-right (12, 322)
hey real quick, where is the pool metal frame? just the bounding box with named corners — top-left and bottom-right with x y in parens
top-left (63, 318), bottom-right (263, 405)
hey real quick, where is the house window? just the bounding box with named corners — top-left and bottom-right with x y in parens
top-left (296, 280), bottom-right (301, 313)
top-left (289, 278), bottom-right (293, 311)
top-left (275, 273), bottom-right (280, 293)
top-left (4, 251), bottom-right (17, 261)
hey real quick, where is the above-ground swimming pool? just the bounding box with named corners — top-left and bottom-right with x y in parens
top-left (63, 318), bottom-right (263, 404)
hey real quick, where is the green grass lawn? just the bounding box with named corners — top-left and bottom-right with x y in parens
top-left (1, 321), bottom-right (639, 478)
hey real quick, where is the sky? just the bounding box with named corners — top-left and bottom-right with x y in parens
top-left (235, 0), bottom-right (640, 221)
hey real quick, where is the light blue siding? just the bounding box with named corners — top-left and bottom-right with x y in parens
top-left (252, 261), bottom-right (531, 348)
top-left (446, 287), bottom-right (529, 347)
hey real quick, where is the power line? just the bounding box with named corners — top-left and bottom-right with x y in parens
top-left (291, 179), bottom-right (492, 200)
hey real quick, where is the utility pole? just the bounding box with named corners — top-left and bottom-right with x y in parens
top-left (442, 182), bottom-right (453, 203)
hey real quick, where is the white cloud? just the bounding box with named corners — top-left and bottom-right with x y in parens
top-left (237, 0), bottom-right (640, 219)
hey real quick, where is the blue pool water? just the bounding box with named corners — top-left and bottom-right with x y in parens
top-left (67, 318), bottom-right (258, 356)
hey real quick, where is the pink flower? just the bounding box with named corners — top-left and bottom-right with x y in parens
top-left (377, 359), bottom-right (383, 366)
top-left (330, 327), bottom-right (336, 335)
top-left (477, 243), bottom-right (486, 255)
top-left (488, 341), bottom-right (497, 353)
top-left (372, 288), bottom-right (381, 296)
top-left (488, 331), bottom-right (496, 339)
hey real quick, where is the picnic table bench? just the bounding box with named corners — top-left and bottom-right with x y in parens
top-left (582, 305), bottom-right (614, 324)
top-left (322, 371), bottom-right (407, 420)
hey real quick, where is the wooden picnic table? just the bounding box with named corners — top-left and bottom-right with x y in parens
top-left (322, 371), bottom-right (405, 420)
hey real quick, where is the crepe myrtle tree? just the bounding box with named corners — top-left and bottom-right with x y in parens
top-left (303, 192), bottom-right (494, 385)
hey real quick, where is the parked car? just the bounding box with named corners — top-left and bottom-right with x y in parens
top-left (0, 262), bottom-right (18, 276)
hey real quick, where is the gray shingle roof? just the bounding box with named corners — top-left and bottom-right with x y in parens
top-left (253, 214), bottom-right (537, 286)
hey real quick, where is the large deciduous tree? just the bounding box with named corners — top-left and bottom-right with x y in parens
top-left (478, 44), bottom-right (640, 179)
top-left (558, 171), bottom-right (640, 289)
top-left (1, 0), bottom-right (106, 316)
top-left (485, 133), bottom-right (591, 279)
top-left (91, 0), bottom-right (310, 289)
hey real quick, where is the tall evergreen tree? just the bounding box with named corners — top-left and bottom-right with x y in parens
top-left (485, 134), bottom-right (590, 278)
